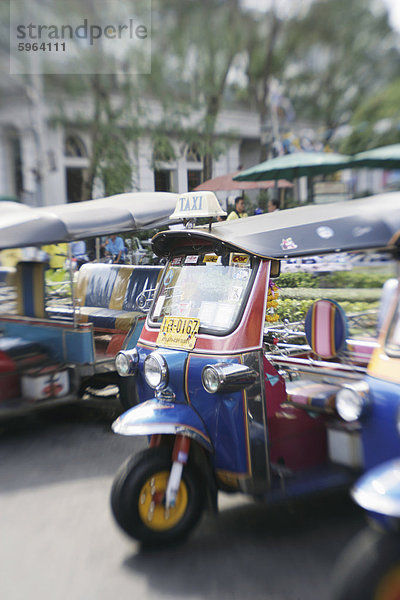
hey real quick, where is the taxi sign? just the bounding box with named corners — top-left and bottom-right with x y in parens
top-left (156, 316), bottom-right (200, 350)
top-left (170, 191), bottom-right (227, 220)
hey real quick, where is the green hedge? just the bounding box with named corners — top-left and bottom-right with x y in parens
top-left (280, 288), bottom-right (381, 302)
top-left (276, 272), bottom-right (318, 288)
top-left (276, 270), bottom-right (390, 289)
top-left (317, 271), bottom-right (389, 289)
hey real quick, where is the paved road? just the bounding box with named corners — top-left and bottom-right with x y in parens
top-left (0, 398), bottom-right (363, 600)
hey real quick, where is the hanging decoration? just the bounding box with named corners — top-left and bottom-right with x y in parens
top-left (266, 280), bottom-right (280, 323)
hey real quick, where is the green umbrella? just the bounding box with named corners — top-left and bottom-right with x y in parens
top-left (233, 151), bottom-right (352, 182)
top-left (0, 195), bottom-right (20, 203)
top-left (350, 144), bottom-right (400, 169)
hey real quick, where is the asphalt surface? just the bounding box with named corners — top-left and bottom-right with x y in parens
top-left (0, 396), bottom-right (364, 600)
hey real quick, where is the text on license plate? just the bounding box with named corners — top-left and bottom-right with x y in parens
top-left (156, 317), bottom-right (200, 350)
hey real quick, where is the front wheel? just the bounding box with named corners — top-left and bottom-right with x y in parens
top-left (332, 527), bottom-right (400, 600)
top-left (111, 446), bottom-right (205, 545)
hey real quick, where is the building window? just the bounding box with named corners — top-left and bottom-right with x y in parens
top-left (3, 128), bottom-right (23, 199)
top-left (65, 134), bottom-right (87, 158)
top-left (154, 169), bottom-right (172, 192)
top-left (66, 167), bottom-right (86, 203)
top-left (64, 133), bottom-right (89, 202)
top-left (11, 137), bottom-right (23, 197)
top-left (187, 170), bottom-right (202, 191)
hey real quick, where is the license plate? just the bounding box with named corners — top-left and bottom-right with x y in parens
top-left (156, 317), bottom-right (200, 350)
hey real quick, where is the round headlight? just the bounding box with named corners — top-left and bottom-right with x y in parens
top-left (115, 349), bottom-right (138, 376)
top-left (336, 382), bottom-right (369, 422)
top-left (202, 366), bottom-right (220, 394)
top-left (144, 352), bottom-right (168, 389)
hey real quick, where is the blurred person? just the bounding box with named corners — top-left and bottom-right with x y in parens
top-left (227, 196), bottom-right (248, 221)
top-left (268, 198), bottom-right (280, 213)
top-left (71, 240), bottom-right (89, 269)
top-left (103, 234), bottom-right (126, 264)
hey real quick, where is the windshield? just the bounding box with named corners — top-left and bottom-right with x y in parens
top-left (149, 253), bottom-right (257, 334)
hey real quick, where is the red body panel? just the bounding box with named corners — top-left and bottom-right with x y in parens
top-left (268, 405), bottom-right (327, 471)
top-left (263, 356), bottom-right (327, 471)
top-left (0, 351), bottom-right (19, 402)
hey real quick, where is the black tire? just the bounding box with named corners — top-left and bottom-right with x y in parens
top-left (118, 377), bottom-right (139, 411)
top-left (332, 527), bottom-right (400, 600)
top-left (110, 446), bottom-right (205, 545)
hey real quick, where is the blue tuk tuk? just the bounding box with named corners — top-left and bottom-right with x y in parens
top-left (110, 191), bottom-right (400, 546)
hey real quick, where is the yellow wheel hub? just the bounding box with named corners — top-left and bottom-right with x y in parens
top-left (138, 470), bottom-right (188, 531)
top-left (375, 564), bottom-right (400, 600)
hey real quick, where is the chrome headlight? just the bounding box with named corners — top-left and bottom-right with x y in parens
top-left (115, 348), bottom-right (139, 377)
top-left (202, 362), bottom-right (257, 394)
top-left (144, 351), bottom-right (168, 389)
top-left (202, 366), bottom-right (220, 394)
top-left (336, 381), bottom-right (369, 422)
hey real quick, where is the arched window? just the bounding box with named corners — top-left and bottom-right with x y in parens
top-left (64, 134), bottom-right (87, 158)
top-left (186, 143), bottom-right (202, 163)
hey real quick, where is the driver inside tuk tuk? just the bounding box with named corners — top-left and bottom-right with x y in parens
top-left (102, 235), bottom-right (126, 264)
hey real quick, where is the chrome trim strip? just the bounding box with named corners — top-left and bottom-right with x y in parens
top-left (270, 356), bottom-right (366, 379)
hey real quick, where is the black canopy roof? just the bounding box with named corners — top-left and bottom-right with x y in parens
top-left (152, 192), bottom-right (400, 259)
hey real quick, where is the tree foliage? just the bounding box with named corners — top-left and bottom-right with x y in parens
top-left (340, 79), bottom-right (400, 153)
top-left (280, 0), bottom-right (399, 134)
top-left (150, 0), bottom-right (246, 179)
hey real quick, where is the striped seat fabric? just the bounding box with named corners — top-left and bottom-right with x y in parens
top-left (283, 300), bottom-right (348, 414)
top-left (47, 264), bottom-right (162, 332)
top-left (74, 264), bottom-right (162, 332)
top-left (304, 299), bottom-right (348, 360)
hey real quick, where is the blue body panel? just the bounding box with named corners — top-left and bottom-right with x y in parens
top-left (352, 458), bottom-right (400, 531)
top-left (361, 375), bottom-right (400, 470)
top-left (16, 261), bottom-right (46, 318)
top-left (186, 353), bottom-right (250, 476)
top-left (127, 345), bottom-right (249, 475)
top-left (0, 319), bottom-right (95, 364)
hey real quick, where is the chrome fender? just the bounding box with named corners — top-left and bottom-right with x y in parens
top-left (112, 399), bottom-right (213, 453)
top-left (352, 458), bottom-right (400, 518)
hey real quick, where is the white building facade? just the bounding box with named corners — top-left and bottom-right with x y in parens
top-left (0, 89), bottom-right (263, 209)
